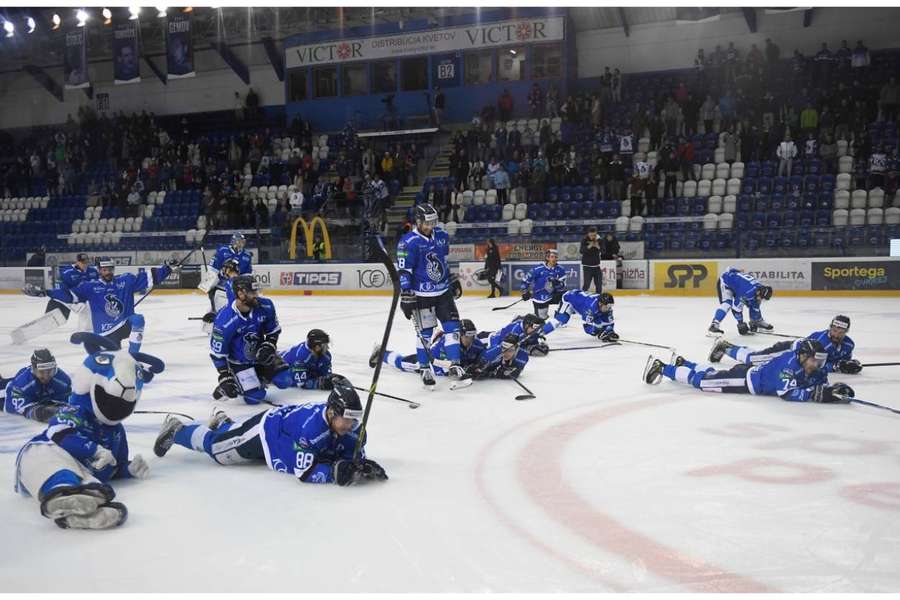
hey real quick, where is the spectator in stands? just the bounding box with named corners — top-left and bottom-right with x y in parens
top-left (126, 184), bottom-right (141, 217)
top-left (531, 153), bottom-right (547, 204)
top-left (433, 86), bottom-right (445, 128)
top-left (492, 163), bottom-right (510, 204)
top-left (851, 40), bottom-right (870, 72)
top-left (608, 154), bottom-right (625, 202)
top-left (245, 88), bottom-right (260, 122)
top-left (682, 94), bottom-right (699, 136)
top-left (718, 90), bottom-right (736, 131)
top-left (724, 42), bottom-right (740, 83)
top-left (600, 232), bottom-right (621, 263)
top-left (819, 132), bottom-right (838, 174)
top-left (611, 69), bottom-right (623, 103)
top-left (579, 227), bottom-right (602, 293)
top-left (484, 239), bottom-right (503, 298)
top-left (380, 151), bottom-right (394, 180)
top-left (629, 170), bottom-right (645, 218)
top-left (528, 83), bottom-right (544, 118)
top-left (777, 133), bottom-right (797, 177)
top-left (869, 146), bottom-right (888, 190)
top-left (546, 85), bottom-right (559, 119)
top-left (700, 95), bottom-right (716, 134)
top-left (800, 103), bottom-right (819, 135)
top-left (813, 43), bottom-right (835, 86)
top-left (803, 131), bottom-right (819, 162)
top-left (765, 38), bottom-right (780, 65)
top-left (879, 76), bottom-right (900, 122)
top-left (694, 48), bottom-right (706, 85)
top-left (660, 146), bottom-right (679, 199)
top-left (661, 98), bottom-right (683, 139)
top-left (498, 89), bottom-right (514, 123)
top-left (677, 136), bottom-right (695, 181)
top-left (747, 43), bottom-right (763, 67)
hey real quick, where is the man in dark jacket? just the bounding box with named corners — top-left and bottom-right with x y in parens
top-left (601, 232), bottom-right (623, 289)
top-left (484, 239), bottom-right (503, 298)
top-left (580, 227), bottom-right (602, 293)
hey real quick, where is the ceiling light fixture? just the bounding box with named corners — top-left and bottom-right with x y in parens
top-left (102, 8), bottom-right (112, 25)
top-left (156, 6), bottom-right (167, 18)
top-left (128, 6), bottom-right (140, 20)
top-left (76, 9), bottom-right (89, 27)
top-left (26, 17), bottom-right (36, 33)
top-left (3, 21), bottom-right (14, 38)
top-left (51, 13), bottom-right (61, 30)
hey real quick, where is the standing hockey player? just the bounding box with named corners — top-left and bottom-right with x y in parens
top-left (643, 339), bottom-right (854, 403)
top-left (270, 329), bottom-right (334, 391)
top-left (543, 290), bottom-right (618, 341)
top-left (14, 336), bottom-right (165, 529)
top-left (201, 233), bottom-right (253, 313)
top-left (200, 258), bottom-right (241, 332)
top-left (396, 203), bottom-right (464, 389)
top-left (708, 267), bottom-right (773, 336)
top-left (153, 377), bottom-right (388, 486)
top-left (40, 252), bottom-right (99, 321)
top-left (23, 258), bottom-right (176, 354)
top-left (209, 275), bottom-right (286, 404)
top-left (709, 315), bottom-right (862, 374)
top-left (373, 319), bottom-right (485, 377)
top-left (521, 248), bottom-right (567, 319)
top-left (2, 349), bottom-right (72, 422)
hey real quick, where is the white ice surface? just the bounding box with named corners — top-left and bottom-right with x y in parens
top-left (0, 292), bottom-right (898, 592)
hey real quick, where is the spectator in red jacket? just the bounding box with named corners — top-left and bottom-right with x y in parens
top-left (677, 136), bottom-right (695, 182)
top-left (498, 89), bottom-right (514, 123)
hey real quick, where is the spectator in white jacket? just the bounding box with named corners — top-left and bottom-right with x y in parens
top-left (776, 133), bottom-right (798, 177)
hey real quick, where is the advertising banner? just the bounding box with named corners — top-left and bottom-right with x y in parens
top-left (113, 21), bottom-right (141, 85)
top-left (64, 27), bottom-right (89, 89)
top-left (811, 260), bottom-right (900, 291)
top-left (474, 241), bottom-right (556, 261)
top-left (621, 260), bottom-right (650, 290)
top-left (166, 12), bottom-right (195, 79)
top-left (718, 259), bottom-right (811, 291)
top-left (652, 261), bottom-right (718, 294)
top-left (448, 243), bottom-right (475, 262)
top-left (286, 16), bottom-right (565, 68)
top-left (457, 262), bottom-right (511, 296)
top-left (556, 240), bottom-right (644, 261)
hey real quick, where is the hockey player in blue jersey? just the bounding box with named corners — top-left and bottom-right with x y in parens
top-left (521, 248), bottom-right (567, 320)
top-left (270, 329), bottom-right (334, 391)
top-left (200, 257), bottom-right (240, 332)
top-left (372, 319), bottom-right (486, 377)
top-left (203, 233), bottom-right (253, 312)
top-left (708, 267), bottom-right (774, 336)
top-left (397, 203), bottom-right (464, 389)
top-left (14, 333), bottom-right (165, 529)
top-left (462, 333), bottom-right (530, 383)
top-left (643, 339), bottom-right (854, 404)
top-left (709, 314), bottom-right (862, 374)
top-left (37, 252), bottom-right (99, 322)
top-left (209, 275), bottom-right (286, 404)
top-left (486, 312), bottom-right (548, 356)
top-left (2, 349), bottom-right (72, 422)
top-left (153, 376), bottom-right (387, 486)
top-left (543, 290), bottom-right (618, 342)
top-left (24, 258), bottom-right (176, 354)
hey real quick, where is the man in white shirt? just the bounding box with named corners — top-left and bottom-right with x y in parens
top-left (776, 134), bottom-right (797, 177)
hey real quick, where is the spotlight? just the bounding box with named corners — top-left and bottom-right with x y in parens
top-left (102, 8), bottom-right (112, 25)
top-left (26, 17), bottom-right (36, 33)
top-left (156, 6), bottom-right (167, 18)
top-left (3, 21), bottom-right (13, 38)
top-left (128, 6), bottom-right (140, 20)
top-left (509, 49), bottom-right (517, 55)
top-left (76, 9), bottom-right (89, 27)
top-left (182, 6), bottom-right (193, 13)
top-left (51, 13), bottom-right (61, 30)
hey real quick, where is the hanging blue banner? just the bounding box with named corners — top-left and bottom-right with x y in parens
top-left (113, 21), bottom-right (140, 85)
top-left (166, 12), bottom-right (195, 79)
top-left (431, 53), bottom-right (460, 88)
top-left (64, 27), bottom-right (89, 89)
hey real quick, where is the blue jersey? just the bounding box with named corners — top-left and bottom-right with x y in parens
top-left (210, 245), bottom-right (253, 284)
top-left (475, 338), bottom-right (530, 379)
top-left (3, 367), bottom-right (71, 419)
top-left (59, 264), bottom-right (99, 292)
top-left (432, 332), bottom-right (486, 367)
top-left (748, 351), bottom-right (825, 402)
top-left (521, 263), bottom-right (567, 303)
top-left (396, 227), bottom-right (451, 297)
top-left (792, 330), bottom-right (855, 373)
top-left (48, 266), bottom-right (171, 335)
top-left (210, 298), bottom-right (281, 369)
top-left (720, 268), bottom-right (761, 305)
top-left (547, 290), bottom-right (615, 336)
top-left (276, 342), bottom-right (333, 390)
top-left (259, 403), bottom-right (364, 483)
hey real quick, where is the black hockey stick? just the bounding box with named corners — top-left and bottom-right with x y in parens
top-left (861, 362), bottom-right (900, 367)
top-left (134, 229), bottom-right (209, 309)
top-left (354, 235), bottom-right (402, 461)
top-left (754, 331), bottom-right (800, 339)
top-left (850, 398), bottom-right (900, 416)
top-left (549, 342), bottom-right (621, 353)
top-left (134, 409), bottom-right (195, 420)
top-left (511, 378), bottom-right (536, 401)
top-left (351, 385), bottom-right (420, 409)
top-left (492, 298), bottom-right (524, 311)
top-left (617, 338), bottom-right (675, 351)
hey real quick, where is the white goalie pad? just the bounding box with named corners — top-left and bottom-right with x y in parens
top-left (10, 309), bottom-right (67, 345)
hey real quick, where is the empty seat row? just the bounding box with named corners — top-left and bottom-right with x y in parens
top-left (834, 207), bottom-right (900, 226)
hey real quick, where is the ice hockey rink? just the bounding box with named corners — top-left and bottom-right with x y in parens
top-left (0, 292), bottom-right (898, 593)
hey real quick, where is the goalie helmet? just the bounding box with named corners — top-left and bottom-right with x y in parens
top-left (230, 232), bottom-right (246, 249)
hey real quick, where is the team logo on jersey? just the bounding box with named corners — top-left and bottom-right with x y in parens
top-left (425, 252), bottom-right (445, 282)
top-left (242, 332), bottom-right (260, 360)
top-left (103, 293), bottom-right (124, 318)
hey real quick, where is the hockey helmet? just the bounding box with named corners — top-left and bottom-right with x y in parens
top-left (326, 377), bottom-right (363, 425)
top-left (221, 257), bottom-right (240, 276)
top-left (97, 257), bottom-right (115, 269)
top-left (598, 292), bottom-right (615, 306)
top-left (307, 328), bottom-right (330, 350)
top-left (756, 285), bottom-right (773, 301)
top-left (31, 348), bottom-right (58, 382)
top-left (545, 248), bottom-right (559, 261)
top-left (830, 315), bottom-right (851, 331)
top-left (521, 313), bottom-right (545, 332)
top-left (413, 203), bottom-right (439, 228)
top-left (459, 319), bottom-right (477, 337)
top-left (796, 339), bottom-right (827, 369)
top-left (230, 232), bottom-right (246, 250)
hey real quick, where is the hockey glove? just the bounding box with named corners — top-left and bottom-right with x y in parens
top-left (812, 383), bottom-right (855, 404)
top-left (737, 321), bottom-right (750, 335)
top-left (598, 330), bottom-right (619, 342)
top-left (90, 446), bottom-right (118, 471)
top-left (836, 359), bottom-right (863, 374)
top-left (521, 290), bottom-right (532, 301)
top-left (315, 375), bottom-right (334, 390)
top-left (361, 458), bottom-right (389, 481)
top-left (449, 274), bottom-right (463, 300)
top-left (332, 460), bottom-right (363, 486)
top-left (28, 404), bottom-right (60, 423)
top-left (528, 342), bottom-right (550, 357)
top-left (498, 362), bottom-right (521, 379)
top-left (216, 372), bottom-right (241, 399)
top-left (256, 341), bottom-right (278, 366)
top-left (164, 258), bottom-right (181, 272)
top-left (400, 290), bottom-right (417, 320)
top-left (127, 455), bottom-right (151, 479)
top-left (22, 283), bottom-right (46, 297)
top-left (201, 312), bottom-right (216, 324)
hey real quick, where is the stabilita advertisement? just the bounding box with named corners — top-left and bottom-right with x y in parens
top-left (718, 259), bottom-right (811, 291)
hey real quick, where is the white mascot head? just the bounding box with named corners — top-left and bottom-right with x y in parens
top-left (72, 351), bottom-right (144, 426)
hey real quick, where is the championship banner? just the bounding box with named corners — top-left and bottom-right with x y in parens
top-left (166, 12), bottom-right (195, 79)
top-left (113, 21), bottom-right (141, 85)
top-left (64, 27), bottom-right (89, 89)
top-left (286, 16), bottom-right (565, 68)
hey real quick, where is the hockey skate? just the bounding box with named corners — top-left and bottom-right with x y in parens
top-left (673, 355), bottom-right (687, 367)
top-left (368, 344), bottom-right (383, 369)
top-left (154, 415), bottom-right (185, 457)
top-left (708, 337), bottom-right (735, 363)
top-left (208, 407), bottom-right (233, 430)
top-left (447, 364), bottom-right (466, 379)
top-left (40, 482), bottom-right (115, 520)
top-left (421, 368), bottom-right (436, 391)
top-left (707, 320), bottom-right (724, 336)
top-left (55, 501), bottom-right (128, 530)
top-left (750, 319), bottom-right (773, 331)
top-left (643, 355), bottom-right (665, 385)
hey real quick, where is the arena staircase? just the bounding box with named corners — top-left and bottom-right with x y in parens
top-left (384, 131), bottom-right (455, 229)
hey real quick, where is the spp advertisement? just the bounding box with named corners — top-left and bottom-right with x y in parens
top-left (653, 261), bottom-right (719, 294)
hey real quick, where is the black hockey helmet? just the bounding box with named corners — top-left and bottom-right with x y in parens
top-left (307, 328), bottom-right (330, 348)
top-left (97, 257), bottom-right (115, 269)
top-left (796, 339), bottom-right (827, 368)
top-left (501, 333), bottom-right (520, 352)
top-left (598, 292), bottom-right (615, 306)
top-left (232, 275), bottom-right (258, 296)
top-left (326, 377), bottom-right (363, 423)
top-left (521, 313), bottom-right (545, 331)
top-left (221, 257), bottom-right (240, 275)
top-left (31, 348), bottom-right (58, 378)
top-left (413, 203), bottom-right (439, 227)
top-left (831, 315), bottom-right (851, 331)
top-left (757, 285), bottom-right (773, 301)
top-left (459, 319), bottom-right (477, 337)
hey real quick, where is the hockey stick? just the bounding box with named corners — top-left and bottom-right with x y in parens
top-left (354, 235), bottom-right (402, 461)
top-left (134, 229), bottom-right (209, 309)
top-left (492, 298), bottom-right (524, 311)
top-left (511, 378), bottom-right (536, 401)
top-left (850, 398), bottom-right (900, 416)
top-left (549, 342), bottom-right (621, 353)
top-left (861, 362), bottom-right (900, 367)
top-left (134, 409), bottom-right (195, 420)
top-left (754, 331), bottom-right (800, 339)
top-left (351, 385), bottom-right (420, 409)
top-left (617, 338), bottom-right (676, 351)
